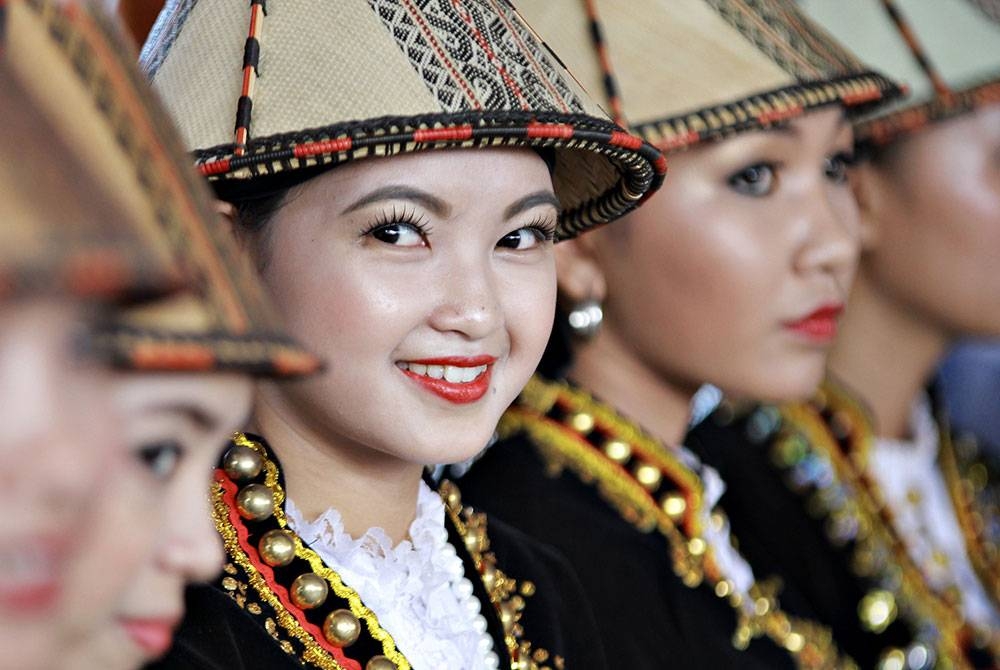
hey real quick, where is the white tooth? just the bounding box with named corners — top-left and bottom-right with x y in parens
top-left (396, 361), bottom-right (409, 371)
top-left (444, 366), bottom-right (464, 383)
top-left (426, 365), bottom-right (444, 379)
top-left (409, 363), bottom-right (427, 376)
top-left (460, 366), bottom-right (479, 383)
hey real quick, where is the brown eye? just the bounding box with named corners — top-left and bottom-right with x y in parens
top-left (824, 152), bottom-right (854, 184)
top-left (136, 440), bottom-right (183, 480)
top-left (728, 163), bottom-right (777, 197)
top-left (368, 222), bottom-right (427, 247)
top-left (497, 226), bottom-right (553, 250)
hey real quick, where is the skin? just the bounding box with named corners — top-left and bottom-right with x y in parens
top-left (60, 372), bottom-right (253, 670)
top-left (558, 107), bottom-right (860, 445)
top-left (829, 103), bottom-right (1000, 439)
top-left (0, 298), bottom-right (120, 670)
top-left (246, 148), bottom-right (558, 542)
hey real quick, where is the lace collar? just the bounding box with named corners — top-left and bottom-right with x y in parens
top-left (286, 482), bottom-right (499, 669)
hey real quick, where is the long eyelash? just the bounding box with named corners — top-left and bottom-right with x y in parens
top-left (524, 215), bottom-right (557, 241)
top-left (831, 150), bottom-right (859, 167)
top-left (358, 205), bottom-right (432, 237)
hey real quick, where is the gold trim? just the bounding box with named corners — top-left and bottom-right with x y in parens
top-left (508, 376), bottom-right (851, 669)
top-left (776, 381), bottom-right (987, 667)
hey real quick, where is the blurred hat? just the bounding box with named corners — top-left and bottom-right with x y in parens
top-left (514, 0), bottom-right (902, 153)
top-left (800, 0), bottom-right (1000, 144)
top-left (3, 0), bottom-right (319, 376)
top-left (140, 0), bottom-right (669, 239)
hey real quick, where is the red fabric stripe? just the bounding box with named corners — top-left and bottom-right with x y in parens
top-left (757, 105), bottom-right (803, 125)
top-left (413, 125), bottom-right (474, 142)
top-left (131, 343), bottom-right (215, 370)
top-left (216, 473), bottom-right (363, 670)
top-left (526, 122), bottom-right (574, 140)
top-left (199, 159), bottom-right (231, 176)
top-left (841, 87), bottom-right (882, 106)
top-left (292, 137), bottom-right (353, 158)
top-left (609, 130), bottom-right (642, 150)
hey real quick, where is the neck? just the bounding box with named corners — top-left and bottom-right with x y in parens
top-left (252, 383), bottom-right (424, 545)
top-left (828, 272), bottom-right (949, 440)
top-left (568, 323), bottom-right (694, 447)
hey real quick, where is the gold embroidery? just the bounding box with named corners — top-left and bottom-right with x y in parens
top-left (508, 376), bottom-right (849, 669)
top-left (216, 433), bottom-right (410, 670)
top-left (439, 479), bottom-right (560, 670)
top-left (775, 380), bottom-right (992, 667)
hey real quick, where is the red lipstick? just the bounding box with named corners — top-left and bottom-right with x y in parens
top-left (784, 304), bottom-right (844, 343)
top-left (398, 356), bottom-right (496, 404)
top-left (121, 618), bottom-right (178, 658)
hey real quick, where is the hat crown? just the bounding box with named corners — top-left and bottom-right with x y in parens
top-left (4, 0), bottom-right (317, 374)
top-left (800, 0), bottom-right (1000, 142)
top-left (514, 0), bottom-right (901, 152)
top-left (142, 0), bottom-right (667, 238)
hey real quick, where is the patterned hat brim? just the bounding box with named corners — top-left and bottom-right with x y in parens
top-left (91, 327), bottom-right (322, 377)
top-left (859, 75), bottom-right (1000, 146)
top-left (194, 110), bottom-right (667, 241)
top-left (629, 71), bottom-right (903, 154)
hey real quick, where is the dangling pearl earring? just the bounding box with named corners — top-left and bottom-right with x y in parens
top-left (567, 298), bottom-right (603, 341)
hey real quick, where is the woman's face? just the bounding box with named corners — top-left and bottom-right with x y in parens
top-left (858, 103), bottom-right (1000, 337)
top-left (0, 298), bottom-right (120, 670)
top-left (58, 372), bottom-right (252, 670)
top-left (256, 148), bottom-right (557, 465)
top-left (580, 107), bottom-right (860, 401)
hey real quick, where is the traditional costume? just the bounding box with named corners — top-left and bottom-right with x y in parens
top-left (456, 1), bottom-right (900, 668)
top-left (139, 1), bottom-right (665, 668)
top-left (688, 2), bottom-right (1000, 667)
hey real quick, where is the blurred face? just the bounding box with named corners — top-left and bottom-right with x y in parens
top-left (582, 107), bottom-right (859, 401)
top-left (257, 148), bottom-right (557, 465)
top-left (59, 372), bottom-right (252, 670)
top-left (859, 103), bottom-right (1000, 337)
top-left (0, 298), bottom-right (119, 670)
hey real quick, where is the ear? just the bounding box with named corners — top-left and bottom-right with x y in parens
top-left (554, 234), bottom-right (607, 305)
top-left (213, 199), bottom-right (250, 248)
top-left (850, 162), bottom-right (882, 251)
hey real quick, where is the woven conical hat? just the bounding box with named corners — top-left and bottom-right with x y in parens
top-left (800, 0), bottom-right (1000, 144)
top-left (0, 6), bottom-right (180, 301)
top-left (515, 0), bottom-right (902, 153)
top-left (141, 0), bottom-right (667, 239)
top-left (4, 0), bottom-right (319, 376)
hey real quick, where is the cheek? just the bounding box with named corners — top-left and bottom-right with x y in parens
top-left (499, 257), bottom-right (557, 372)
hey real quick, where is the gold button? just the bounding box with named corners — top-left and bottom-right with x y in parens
top-left (323, 609), bottom-right (361, 647)
top-left (236, 484), bottom-right (274, 521)
top-left (604, 440), bottom-right (631, 463)
top-left (569, 412), bottom-right (595, 433)
top-left (859, 590), bottom-right (897, 633)
top-left (366, 656), bottom-right (397, 670)
top-left (258, 529), bottom-right (296, 567)
top-left (634, 463), bottom-right (662, 489)
top-left (222, 444), bottom-right (263, 481)
top-left (290, 573), bottom-right (328, 610)
top-left (661, 493), bottom-right (687, 519)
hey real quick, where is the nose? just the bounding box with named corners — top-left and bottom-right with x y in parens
top-left (793, 181), bottom-right (860, 281)
top-left (160, 482), bottom-right (225, 583)
top-left (426, 258), bottom-right (503, 340)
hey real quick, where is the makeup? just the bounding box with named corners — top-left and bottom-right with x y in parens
top-left (784, 304), bottom-right (844, 343)
top-left (120, 617), bottom-right (179, 657)
top-left (397, 356), bottom-right (496, 404)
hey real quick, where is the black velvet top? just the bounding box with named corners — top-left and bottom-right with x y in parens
top-left (147, 433), bottom-right (607, 670)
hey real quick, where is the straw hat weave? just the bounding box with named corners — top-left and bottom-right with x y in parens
top-left (800, 0), bottom-right (1000, 144)
top-left (3, 0), bottom-right (319, 376)
top-left (515, 0), bottom-right (903, 153)
top-left (141, 0), bottom-right (669, 239)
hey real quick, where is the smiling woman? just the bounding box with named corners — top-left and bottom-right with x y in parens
top-left (140, 1), bottom-right (664, 668)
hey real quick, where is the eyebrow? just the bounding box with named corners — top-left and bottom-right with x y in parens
top-left (340, 185), bottom-right (450, 217)
top-left (504, 191), bottom-right (561, 220)
top-left (149, 403), bottom-right (226, 433)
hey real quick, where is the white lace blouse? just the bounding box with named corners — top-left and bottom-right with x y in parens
top-left (867, 394), bottom-right (1000, 629)
top-left (285, 481), bottom-right (500, 670)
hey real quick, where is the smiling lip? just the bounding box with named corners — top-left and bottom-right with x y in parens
top-left (0, 537), bottom-right (67, 613)
top-left (121, 618), bottom-right (179, 658)
top-left (784, 304), bottom-right (845, 343)
top-left (397, 356), bottom-right (497, 404)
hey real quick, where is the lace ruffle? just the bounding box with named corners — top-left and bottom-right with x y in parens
top-left (286, 482), bottom-right (499, 669)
